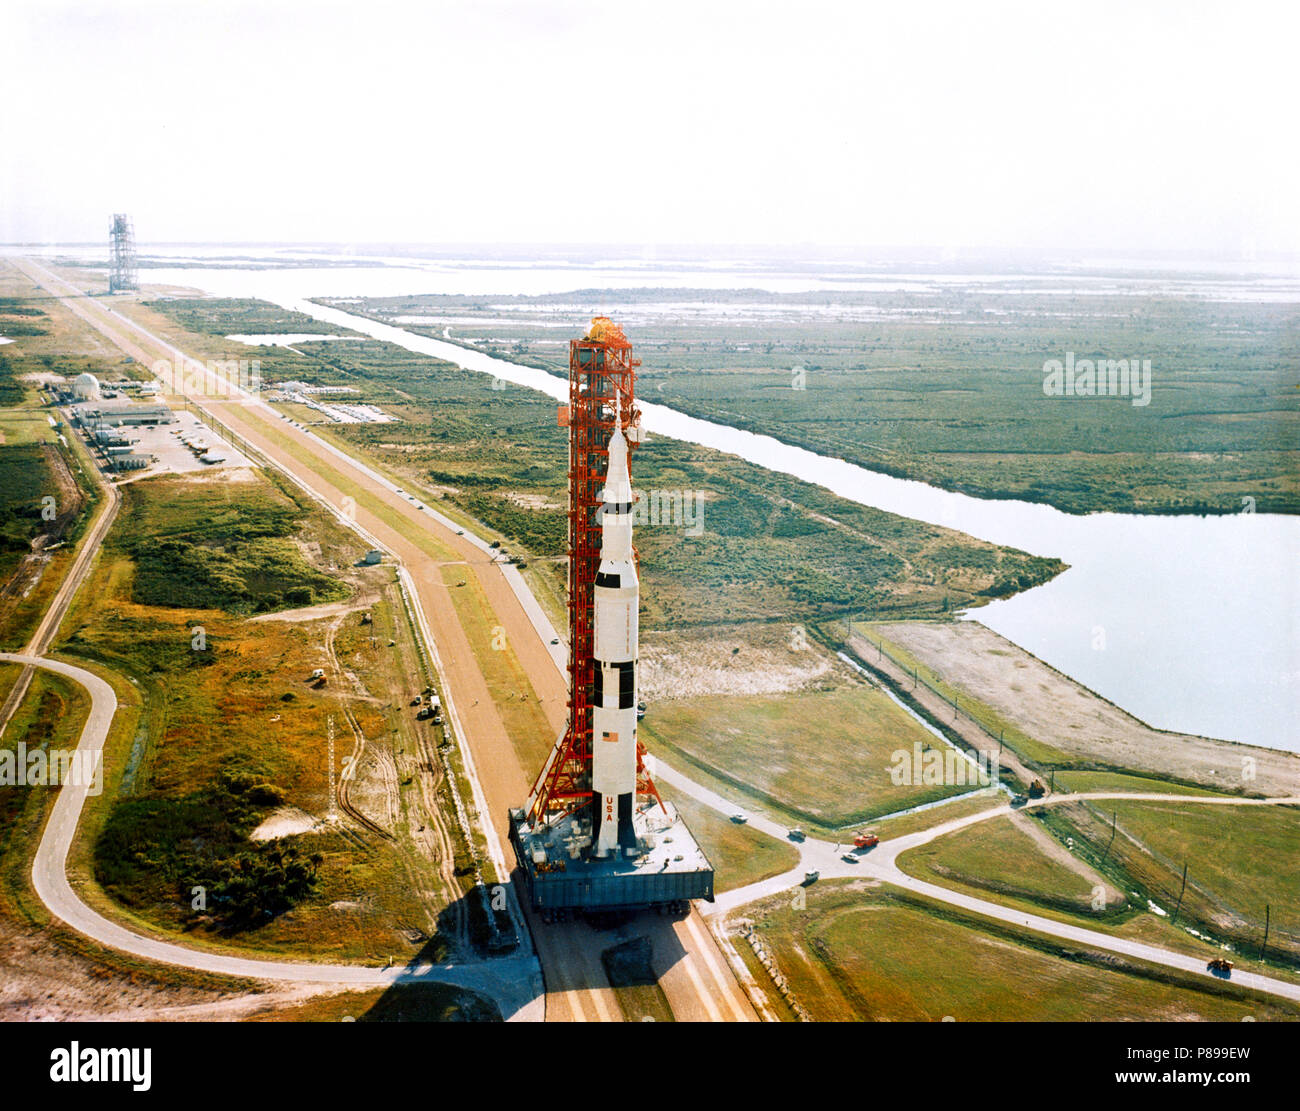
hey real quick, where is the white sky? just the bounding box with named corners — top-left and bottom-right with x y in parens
top-left (2, 0), bottom-right (1296, 253)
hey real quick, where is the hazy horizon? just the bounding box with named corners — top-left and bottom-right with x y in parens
top-left (4, 1), bottom-right (1297, 255)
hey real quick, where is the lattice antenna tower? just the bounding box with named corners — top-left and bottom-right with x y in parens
top-left (108, 213), bottom-right (138, 292)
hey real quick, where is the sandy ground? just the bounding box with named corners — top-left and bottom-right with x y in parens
top-left (641, 625), bottom-right (836, 701)
top-left (250, 805), bottom-right (322, 841)
top-left (0, 916), bottom-right (326, 1021)
top-left (876, 621), bottom-right (1300, 796)
top-left (245, 586), bottom-right (379, 624)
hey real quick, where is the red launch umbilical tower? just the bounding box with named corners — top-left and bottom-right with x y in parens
top-left (526, 317), bottom-right (663, 827)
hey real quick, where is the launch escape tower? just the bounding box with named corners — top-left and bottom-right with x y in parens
top-left (108, 214), bottom-right (138, 293)
top-left (509, 319), bottom-right (713, 917)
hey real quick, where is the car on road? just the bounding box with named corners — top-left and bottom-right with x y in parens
top-left (841, 853), bottom-right (859, 864)
top-left (731, 814), bottom-right (748, 825)
top-left (550, 637), bottom-right (560, 645)
top-left (788, 828), bottom-right (805, 842)
top-left (803, 870), bottom-right (819, 884)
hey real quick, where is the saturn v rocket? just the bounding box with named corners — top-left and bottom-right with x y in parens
top-left (511, 318), bottom-right (714, 915)
top-left (591, 399), bottom-right (640, 856)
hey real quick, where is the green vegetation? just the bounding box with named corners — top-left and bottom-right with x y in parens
top-left (140, 297), bottom-right (1066, 631)
top-left (895, 798), bottom-right (1300, 974)
top-left (641, 682), bottom-right (975, 830)
top-left (746, 882), bottom-right (1300, 1021)
top-left (1043, 799), bottom-right (1300, 967)
top-left (1051, 769), bottom-right (1220, 796)
top-left (145, 297), bottom-right (362, 340)
top-left (111, 472), bottom-right (350, 615)
top-left (55, 467), bottom-right (463, 961)
top-left (0, 444), bottom-right (58, 579)
top-left (94, 766), bottom-right (320, 932)
top-left (0, 673), bottom-right (89, 859)
top-left (901, 813), bottom-right (1116, 916)
top-left (345, 288), bottom-right (1300, 517)
top-left (0, 668), bottom-right (94, 942)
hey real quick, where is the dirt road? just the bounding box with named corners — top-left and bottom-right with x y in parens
top-left (0, 428), bottom-right (120, 740)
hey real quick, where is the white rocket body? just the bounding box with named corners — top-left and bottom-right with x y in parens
top-left (591, 406), bottom-right (639, 857)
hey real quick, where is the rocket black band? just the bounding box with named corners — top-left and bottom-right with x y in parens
top-left (592, 660), bottom-right (636, 709)
top-left (595, 571), bottom-right (621, 588)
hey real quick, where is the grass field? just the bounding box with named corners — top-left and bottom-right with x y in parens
top-left (743, 882), bottom-right (1300, 1021)
top-left (1044, 799), bottom-right (1300, 966)
top-left (0, 443), bottom-right (59, 582)
top-left (112, 471), bottom-right (351, 615)
top-left (893, 798), bottom-right (1300, 976)
top-left (440, 562), bottom-right (554, 773)
top-left (640, 678), bottom-right (976, 830)
top-left (0, 409), bottom-right (56, 446)
top-left (1051, 770), bottom-right (1221, 796)
top-left (900, 812), bottom-right (1116, 916)
top-left (0, 671), bottom-right (91, 872)
top-left (344, 287), bottom-right (1300, 518)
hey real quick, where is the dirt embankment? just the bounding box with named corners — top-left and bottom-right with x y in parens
top-left (0, 917), bottom-right (323, 1021)
top-left (876, 621), bottom-right (1300, 797)
top-left (640, 624), bottom-right (837, 701)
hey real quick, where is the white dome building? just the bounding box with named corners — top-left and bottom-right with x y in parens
top-left (72, 372), bottom-right (101, 401)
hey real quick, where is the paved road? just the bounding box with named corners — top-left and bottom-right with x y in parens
top-left (0, 428), bottom-right (121, 739)
top-left (12, 259), bottom-right (753, 1022)
top-left (2, 651), bottom-right (544, 1020)
top-left (705, 787), bottom-right (1300, 1004)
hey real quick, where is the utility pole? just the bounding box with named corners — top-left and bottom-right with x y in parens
top-left (326, 715), bottom-right (337, 821)
top-left (1259, 904), bottom-right (1270, 961)
top-left (1102, 810), bottom-right (1117, 861)
top-left (1171, 861), bottom-right (1188, 925)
